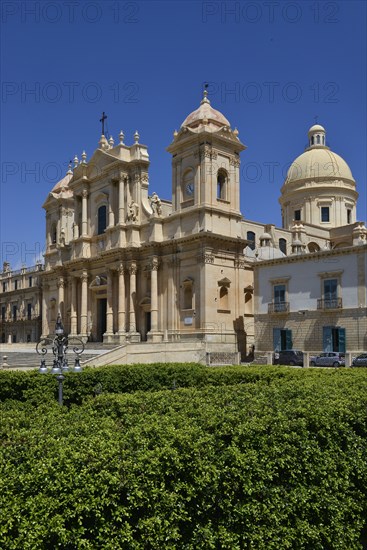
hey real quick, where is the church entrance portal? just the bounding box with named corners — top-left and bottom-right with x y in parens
top-left (97, 298), bottom-right (107, 341)
top-left (142, 311), bottom-right (151, 341)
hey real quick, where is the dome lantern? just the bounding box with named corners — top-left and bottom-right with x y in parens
top-left (307, 124), bottom-right (326, 148)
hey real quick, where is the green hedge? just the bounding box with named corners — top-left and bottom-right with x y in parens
top-left (1, 371), bottom-right (367, 548)
top-left (0, 363), bottom-right (299, 406)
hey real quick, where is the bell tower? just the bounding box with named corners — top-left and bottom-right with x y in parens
top-left (167, 90), bottom-right (246, 217)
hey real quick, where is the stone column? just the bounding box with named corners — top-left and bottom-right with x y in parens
top-left (128, 262), bottom-right (139, 339)
top-left (57, 277), bottom-right (65, 319)
top-left (108, 182), bottom-right (115, 227)
top-left (41, 283), bottom-right (49, 337)
top-left (80, 271), bottom-right (88, 336)
top-left (73, 196), bottom-right (79, 239)
top-left (149, 256), bottom-right (159, 334)
top-left (70, 277), bottom-right (77, 335)
top-left (118, 174), bottom-right (125, 223)
top-left (106, 269), bottom-right (114, 335)
top-left (81, 189), bottom-right (88, 237)
top-left (118, 263), bottom-right (126, 335)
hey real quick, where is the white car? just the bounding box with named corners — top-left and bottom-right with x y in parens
top-left (310, 352), bottom-right (345, 367)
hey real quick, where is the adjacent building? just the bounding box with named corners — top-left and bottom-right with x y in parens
top-left (0, 262), bottom-right (43, 343)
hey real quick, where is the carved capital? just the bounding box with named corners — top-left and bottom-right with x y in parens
top-left (118, 262), bottom-right (125, 275)
top-left (80, 271), bottom-right (88, 283)
top-left (229, 156), bottom-right (241, 168)
top-left (234, 259), bottom-right (246, 269)
top-left (82, 189), bottom-right (88, 199)
top-left (129, 262), bottom-right (137, 275)
top-left (197, 251), bottom-right (214, 264)
top-left (151, 257), bottom-right (159, 271)
top-left (57, 277), bottom-right (65, 288)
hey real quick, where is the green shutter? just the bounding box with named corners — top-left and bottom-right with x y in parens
top-left (285, 329), bottom-right (293, 350)
top-left (338, 328), bottom-right (346, 353)
top-left (273, 328), bottom-right (281, 351)
top-left (323, 326), bottom-right (333, 352)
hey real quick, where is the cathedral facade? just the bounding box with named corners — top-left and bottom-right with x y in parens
top-left (2, 92), bottom-right (365, 363)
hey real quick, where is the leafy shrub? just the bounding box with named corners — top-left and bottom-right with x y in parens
top-left (0, 370), bottom-right (367, 548)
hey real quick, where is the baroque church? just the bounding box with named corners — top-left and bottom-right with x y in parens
top-left (1, 91), bottom-right (366, 364)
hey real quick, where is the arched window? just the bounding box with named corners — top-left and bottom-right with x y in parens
top-left (182, 278), bottom-right (194, 310)
top-left (217, 169), bottom-right (227, 200)
top-left (322, 135), bottom-right (325, 145)
top-left (51, 223), bottom-right (57, 244)
top-left (247, 231), bottom-right (256, 250)
top-left (311, 136), bottom-right (314, 145)
top-left (182, 169), bottom-right (194, 199)
top-left (279, 238), bottom-right (287, 255)
top-left (308, 242), bottom-right (320, 253)
top-left (316, 135), bottom-right (320, 144)
top-left (97, 205), bottom-right (107, 235)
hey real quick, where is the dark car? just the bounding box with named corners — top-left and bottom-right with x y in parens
top-left (352, 354), bottom-right (367, 367)
top-left (274, 350), bottom-right (304, 366)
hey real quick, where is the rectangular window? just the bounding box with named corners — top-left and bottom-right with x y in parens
top-left (273, 328), bottom-right (292, 351)
top-left (321, 206), bottom-right (330, 222)
top-left (274, 284), bottom-right (286, 303)
top-left (27, 303), bottom-right (32, 320)
top-left (1, 306), bottom-right (5, 321)
top-left (14, 280), bottom-right (18, 290)
top-left (324, 278), bottom-right (337, 300)
top-left (246, 231), bottom-right (256, 251)
top-left (294, 209), bottom-right (301, 221)
top-left (323, 326), bottom-right (346, 353)
top-left (29, 276), bottom-right (33, 287)
top-left (2, 282), bottom-right (7, 292)
top-left (347, 209), bottom-right (351, 224)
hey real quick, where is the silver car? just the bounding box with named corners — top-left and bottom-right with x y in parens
top-left (310, 352), bottom-right (345, 367)
top-left (352, 354), bottom-right (367, 367)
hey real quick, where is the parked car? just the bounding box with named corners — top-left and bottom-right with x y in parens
top-left (352, 354), bottom-right (367, 367)
top-left (273, 350), bottom-right (304, 366)
top-left (310, 352), bottom-right (345, 367)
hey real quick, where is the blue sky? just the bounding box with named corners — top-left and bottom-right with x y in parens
top-left (1, 0), bottom-right (366, 268)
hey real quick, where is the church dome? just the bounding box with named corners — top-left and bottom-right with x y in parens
top-left (285, 124), bottom-right (355, 185)
top-left (286, 148), bottom-right (355, 184)
top-left (51, 172), bottom-right (73, 193)
top-left (280, 123), bottom-right (358, 230)
top-left (181, 90), bottom-right (231, 129)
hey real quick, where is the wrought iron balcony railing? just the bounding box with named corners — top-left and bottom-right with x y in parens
top-left (268, 302), bottom-right (290, 313)
top-left (317, 298), bottom-right (342, 310)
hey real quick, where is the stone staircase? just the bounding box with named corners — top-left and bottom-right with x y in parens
top-left (0, 342), bottom-right (118, 370)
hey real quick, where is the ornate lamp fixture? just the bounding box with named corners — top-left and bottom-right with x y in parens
top-left (36, 313), bottom-right (84, 405)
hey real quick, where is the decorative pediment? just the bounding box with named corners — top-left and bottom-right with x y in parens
top-left (218, 277), bottom-right (231, 287)
top-left (90, 275), bottom-right (107, 289)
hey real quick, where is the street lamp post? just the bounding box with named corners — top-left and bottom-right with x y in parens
top-left (36, 313), bottom-right (85, 405)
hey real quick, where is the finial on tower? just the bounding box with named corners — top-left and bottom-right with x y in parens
top-left (73, 155), bottom-right (79, 168)
top-left (81, 151), bottom-right (87, 164)
top-left (99, 111), bottom-right (107, 136)
top-left (67, 161), bottom-right (73, 175)
top-left (201, 83), bottom-right (210, 105)
top-left (119, 130), bottom-right (125, 144)
top-left (109, 136), bottom-right (114, 147)
top-left (134, 130), bottom-right (140, 144)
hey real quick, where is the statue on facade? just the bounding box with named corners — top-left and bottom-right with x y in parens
top-left (150, 192), bottom-right (162, 216)
top-left (127, 200), bottom-right (139, 222)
